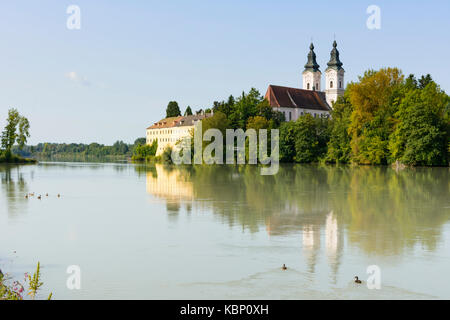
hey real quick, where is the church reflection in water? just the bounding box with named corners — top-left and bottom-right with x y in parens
top-left (144, 164), bottom-right (450, 278)
top-left (300, 211), bottom-right (343, 279)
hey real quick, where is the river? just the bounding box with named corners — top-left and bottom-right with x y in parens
top-left (1, 162), bottom-right (449, 299)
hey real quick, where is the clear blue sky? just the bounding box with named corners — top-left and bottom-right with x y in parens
top-left (1, 0), bottom-right (449, 145)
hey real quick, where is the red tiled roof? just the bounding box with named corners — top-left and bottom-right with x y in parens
top-left (147, 114), bottom-right (212, 130)
top-left (147, 116), bottom-right (183, 129)
top-left (265, 85), bottom-right (331, 111)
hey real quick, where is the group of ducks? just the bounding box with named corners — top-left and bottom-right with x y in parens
top-left (25, 193), bottom-right (60, 199)
top-left (281, 264), bottom-right (362, 284)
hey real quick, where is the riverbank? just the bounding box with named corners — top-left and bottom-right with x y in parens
top-left (0, 151), bottom-right (37, 164)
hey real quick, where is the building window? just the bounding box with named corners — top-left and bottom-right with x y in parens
top-left (330, 81), bottom-right (333, 88)
top-left (307, 83), bottom-right (310, 90)
top-left (289, 112), bottom-right (292, 121)
top-left (316, 83), bottom-right (319, 90)
top-left (339, 81), bottom-right (342, 88)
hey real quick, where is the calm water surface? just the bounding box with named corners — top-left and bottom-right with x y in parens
top-left (1, 163), bottom-right (449, 299)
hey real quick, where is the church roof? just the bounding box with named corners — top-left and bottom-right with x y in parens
top-left (326, 41), bottom-right (344, 71)
top-left (265, 85), bottom-right (331, 111)
top-left (304, 43), bottom-right (320, 73)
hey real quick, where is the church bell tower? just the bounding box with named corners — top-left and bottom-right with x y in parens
top-left (302, 43), bottom-right (321, 91)
top-left (325, 40), bottom-right (345, 107)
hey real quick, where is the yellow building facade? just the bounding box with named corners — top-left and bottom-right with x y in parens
top-left (146, 114), bottom-right (210, 156)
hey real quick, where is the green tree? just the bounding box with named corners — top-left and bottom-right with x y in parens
top-left (134, 137), bottom-right (146, 146)
top-left (202, 111), bottom-right (231, 135)
top-left (213, 95), bottom-right (235, 118)
top-left (256, 99), bottom-right (285, 127)
top-left (1, 108), bottom-right (31, 158)
top-left (166, 101), bottom-right (181, 118)
top-left (418, 74), bottom-right (433, 89)
top-left (294, 114), bottom-right (330, 163)
top-left (230, 88), bottom-right (263, 129)
top-left (326, 95), bottom-right (353, 163)
top-left (389, 82), bottom-right (449, 165)
top-left (184, 106), bottom-right (193, 116)
top-left (132, 140), bottom-right (158, 161)
top-left (348, 68), bottom-right (404, 164)
top-left (246, 116), bottom-right (270, 131)
top-left (279, 121), bottom-right (297, 162)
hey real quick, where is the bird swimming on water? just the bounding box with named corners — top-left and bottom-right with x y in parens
top-left (282, 264), bottom-right (287, 270)
top-left (354, 276), bottom-right (362, 284)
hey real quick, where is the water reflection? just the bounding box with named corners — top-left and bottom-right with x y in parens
top-left (144, 164), bottom-right (450, 272)
top-left (0, 165), bottom-right (31, 218)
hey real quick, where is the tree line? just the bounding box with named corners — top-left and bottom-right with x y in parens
top-left (168, 68), bottom-right (449, 166)
top-left (13, 138), bottom-right (149, 162)
top-left (4, 67), bottom-right (449, 166)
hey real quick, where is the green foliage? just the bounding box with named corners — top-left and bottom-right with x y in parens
top-left (161, 146), bottom-right (173, 164)
top-left (229, 88), bottom-right (264, 129)
top-left (18, 140), bottom-right (135, 162)
top-left (389, 82), bottom-right (449, 165)
top-left (324, 69), bottom-right (450, 166)
top-left (134, 137), bottom-right (146, 146)
top-left (201, 111), bottom-right (231, 135)
top-left (210, 89), bottom-right (284, 131)
top-left (166, 101), bottom-right (181, 118)
top-left (348, 68), bottom-right (404, 165)
top-left (1, 108), bottom-right (30, 152)
top-left (278, 114), bottom-right (331, 163)
top-left (279, 121), bottom-right (297, 162)
top-left (132, 140), bottom-right (158, 162)
top-left (245, 115), bottom-right (271, 131)
top-left (28, 262), bottom-right (43, 299)
top-left (213, 95), bottom-right (235, 118)
top-left (326, 95), bottom-right (353, 163)
top-left (184, 106), bottom-right (193, 116)
top-left (0, 262), bottom-right (52, 300)
top-left (294, 114), bottom-right (330, 163)
top-left (0, 150), bottom-right (36, 163)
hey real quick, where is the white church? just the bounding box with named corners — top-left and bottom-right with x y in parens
top-left (265, 41), bottom-right (345, 121)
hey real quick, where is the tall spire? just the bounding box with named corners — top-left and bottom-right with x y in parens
top-left (304, 43), bottom-right (320, 72)
top-left (326, 40), bottom-right (343, 71)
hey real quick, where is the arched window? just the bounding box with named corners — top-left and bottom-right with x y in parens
top-left (316, 83), bottom-right (319, 90)
top-left (307, 83), bottom-right (310, 90)
top-left (330, 81), bottom-right (334, 88)
top-left (339, 81), bottom-right (342, 88)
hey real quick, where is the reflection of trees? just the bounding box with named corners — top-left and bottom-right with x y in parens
top-left (328, 166), bottom-right (450, 255)
top-left (143, 164), bottom-right (450, 258)
top-left (0, 165), bottom-right (29, 218)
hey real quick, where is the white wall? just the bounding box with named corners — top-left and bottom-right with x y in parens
top-left (278, 107), bottom-right (330, 122)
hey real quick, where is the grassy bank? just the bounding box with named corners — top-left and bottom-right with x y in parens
top-left (0, 151), bottom-right (37, 164)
